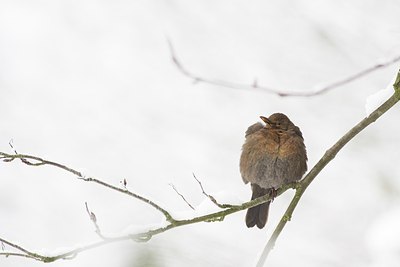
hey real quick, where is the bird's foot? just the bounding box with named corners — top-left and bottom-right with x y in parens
top-left (269, 188), bottom-right (278, 202)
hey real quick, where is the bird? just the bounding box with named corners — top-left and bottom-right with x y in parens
top-left (240, 113), bottom-right (307, 229)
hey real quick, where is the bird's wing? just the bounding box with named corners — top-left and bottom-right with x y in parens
top-left (245, 122), bottom-right (264, 137)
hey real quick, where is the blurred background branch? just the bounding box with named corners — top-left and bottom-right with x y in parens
top-left (168, 38), bottom-right (400, 97)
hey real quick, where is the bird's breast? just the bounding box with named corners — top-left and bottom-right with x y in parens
top-left (276, 132), bottom-right (304, 158)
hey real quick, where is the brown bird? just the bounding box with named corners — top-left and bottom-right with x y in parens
top-left (240, 113), bottom-right (307, 229)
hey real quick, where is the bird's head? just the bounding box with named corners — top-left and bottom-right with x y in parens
top-left (260, 113), bottom-right (294, 131)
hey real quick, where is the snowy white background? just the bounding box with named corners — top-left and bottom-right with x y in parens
top-left (1, 1), bottom-right (400, 266)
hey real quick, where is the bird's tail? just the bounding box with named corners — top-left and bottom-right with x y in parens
top-left (245, 184), bottom-right (271, 229)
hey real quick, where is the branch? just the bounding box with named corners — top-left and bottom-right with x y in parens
top-left (0, 152), bottom-right (176, 223)
top-left (167, 39), bottom-right (400, 97)
top-left (85, 202), bottom-right (106, 239)
top-left (192, 173), bottom-right (237, 209)
top-left (169, 183), bottom-right (196, 210)
top-left (256, 69), bottom-right (400, 266)
top-left (0, 237), bottom-right (49, 262)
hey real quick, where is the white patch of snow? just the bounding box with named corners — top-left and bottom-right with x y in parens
top-left (365, 76), bottom-right (396, 116)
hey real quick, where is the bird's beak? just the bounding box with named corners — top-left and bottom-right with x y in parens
top-left (260, 116), bottom-right (272, 125)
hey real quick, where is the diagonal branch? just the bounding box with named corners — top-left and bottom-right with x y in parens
top-left (167, 38), bottom-right (400, 97)
top-left (192, 173), bottom-right (238, 209)
top-left (0, 252), bottom-right (42, 260)
top-left (85, 202), bottom-right (106, 239)
top-left (256, 69), bottom-right (400, 267)
top-left (0, 152), bottom-right (176, 223)
top-left (169, 183), bottom-right (196, 210)
top-left (0, 237), bottom-right (46, 262)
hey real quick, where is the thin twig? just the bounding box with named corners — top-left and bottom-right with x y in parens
top-left (0, 252), bottom-right (42, 261)
top-left (0, 152), bottom-right (176, 223)
top-left (0, 237), bottom-right (35, 256)
top-left (8, 139), bottom-right (17, 154)
top-left (256, 70), bottom-right (400, 267)
top-left (169, 183), bottom-right (195, 210)
top-left (192, 173), bottom-right (237, 209)
top-left (0, 237), bottom-right (49, 262)
top-left (80, 176), bottom-right (176, 223)
top-left (167, 38), bottom-right (400, 97)
top-left (85, 202), bottom-right (106, 239)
